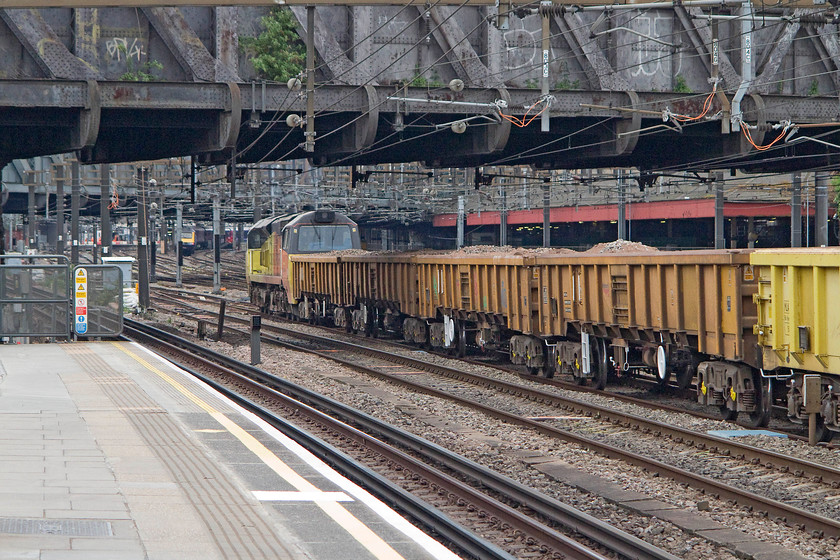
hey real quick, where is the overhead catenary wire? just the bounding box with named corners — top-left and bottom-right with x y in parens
top-left (221, 0), bottom-right (840, 158)
top-left (236, 0), bottom-right (840, 197)
top-left (251, 4), bottom-right (711, 158)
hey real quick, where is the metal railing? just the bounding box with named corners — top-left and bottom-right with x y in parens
top-left (0, 255), bottom-right (123, 339)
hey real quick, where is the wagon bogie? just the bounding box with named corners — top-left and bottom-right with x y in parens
top-left (785, 376), bottom-right (839, 441)
top-left (510, 335), bottom-right (546, 373)
top-left (696, 361), bottom-right (770, 427)
top-left (403, 317), bottom-right (429, 345)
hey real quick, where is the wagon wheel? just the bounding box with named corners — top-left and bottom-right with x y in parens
top-left (422, 326), bottom-right (432, 350)
top-left (654, 346), bottom-right (670, 389)
top-left (363, 308), bottom-right (375, 337)
top-left (676, 360), bottom-right (696, 390)
top-left (739, 374), bottom-right (772, 429)
top-left (542, 344), bottom-right (556, 380)
top-left (719, 405), bottom-right (738, 422)
top-left (344, 308), bottom-right (353, 334)
top-left (592, 338), bottom-right (608, 390)
top-left (455, 320), bottom-right (467, 358)
top-left (370, 308), bottom-right (380, 338)
top-left (813, 418), bottom-right (835, 443)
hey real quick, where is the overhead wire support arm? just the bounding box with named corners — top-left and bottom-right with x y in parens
top-left (473, 167), bottom-right (550, 189)
top-left (351, 166), bottom-right (433, 188)
top-left (384, 95), bottom-right (503, 110)
top-left (589, 26), bottom-right (680, 48)
top-left (385, 94), bottom-right (508, 131)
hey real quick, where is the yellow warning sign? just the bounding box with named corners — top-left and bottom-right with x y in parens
top-left (75, 267), bottom-right (88, 335)
top-left (743, 265), bottom-right (754, 282)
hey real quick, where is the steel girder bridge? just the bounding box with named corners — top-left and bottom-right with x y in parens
top-left (1, 1), bottom-right (840, 176)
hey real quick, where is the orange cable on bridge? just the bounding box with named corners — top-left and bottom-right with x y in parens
top-left (497, 97), bottom-right (551, 128)
top-left (740, 122), bottom-right (788, 151)
top-left (669, 90), bottom-right (716, 123)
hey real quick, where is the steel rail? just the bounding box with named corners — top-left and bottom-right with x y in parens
top-left (134, 302), bottom-right (840, 540)
top-left (125, 318), bottom-right (680, 560)
top-left (265, 322), bottom-right (840, 489)
top-left (124, 321), bottom-right (517, 560)
top-left (151, 289), bottom-right (840, 489)
top-left (247, 331), bottom-right (840, 539)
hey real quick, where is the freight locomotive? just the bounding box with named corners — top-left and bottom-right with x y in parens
top-left (246, 212), bottom-right (840, 441)
top-left (246, 210), bottom-right (361, 316)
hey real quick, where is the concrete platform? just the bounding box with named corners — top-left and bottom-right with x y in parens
top-left (0, 341), bottom-right (462, 560)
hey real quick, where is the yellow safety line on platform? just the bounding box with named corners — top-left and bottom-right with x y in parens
top-left (113, 342), bottom-right (407, 560)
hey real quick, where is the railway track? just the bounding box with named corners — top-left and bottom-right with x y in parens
top-left (123, 319), bottom-right (678, 560)
top-left (99, 247), bottom-right (248, 291)
top-left (143, 288), bottom-right (840, 542)
top-left (153, 250), bottom-right (247, 290)
top-left (151, 286), bottom-right (812, 440)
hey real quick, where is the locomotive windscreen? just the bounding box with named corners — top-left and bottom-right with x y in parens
top-left (297, 225), bottom-right (354, 252)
